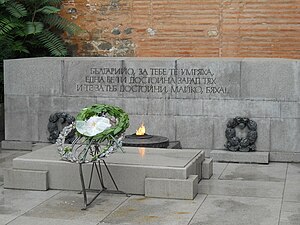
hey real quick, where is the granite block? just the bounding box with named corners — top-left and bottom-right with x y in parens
top-left (241, 58), bottom-right (299, 101)
top-left (281, 102), bottom-right (300, 119)
top-left (4, 168), bottom-right (48, 190)
top-left (176, 99), bottom-right (204, 116)
top-left (1, 140), bottom-right (32, 150)
top-left (175, 116), bottom-right (213, 149)
top-left (4, 58), bottom-right (63, 96)
top-left (202, 158), bottom-right (213, 179)
top-left (63, 58), bottom-right (124, 97)
top-left (270, 152), bottom-right (300, 162)
top-left (203, 99), bottom-right (281, 118)
top-left (176, 58), bottom-right (241, 99)
top-left (145, 175), bottom-right (198, 200)
top-left (271, 119), bottom-right (300, 152)
top-left (210, 150), bottom-right (269, 164)
top-left (279, 201), bottom-right (300, 225)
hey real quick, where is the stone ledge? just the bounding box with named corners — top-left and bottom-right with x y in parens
top-left (1, 140), bottom-right (32, 150)
top-left (202, 158), bottom-right (213, 179)
top-left (4, 168), bottom-right (48, 190)
top-left (145, 175), bottom-right (198, 200)
top-left (210, 150), bottom-right (269, 164)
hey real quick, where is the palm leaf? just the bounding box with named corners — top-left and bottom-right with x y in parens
top-left (6, 1), bottom-right (27, 18)
top-left (36, 6), bottom-right (60, 14)
top-left (0, 18), bottom-right (16, 35)
top-left (25, 21), bottom-right (44, 34)
top-left (37, 30), bottom-right (67, 56)
top-left (43, 14), bottom-right (82, 35)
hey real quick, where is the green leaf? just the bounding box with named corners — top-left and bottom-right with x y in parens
top-left (36, 6), bottom-right (60, 14)
top-left (0, 0), bottom-right (8, 5)
top-left (6, 2), bottom-right (27, 18)
top-left (25, 21), bottom-right (44, 34)
top-left (37, 30), bottom-right (67, 56)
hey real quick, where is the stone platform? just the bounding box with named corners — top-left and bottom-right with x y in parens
top-left (4, 145), bottom-right (212, 200)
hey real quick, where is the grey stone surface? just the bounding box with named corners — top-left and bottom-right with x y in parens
top-left (284, 180), bottom-right (300, 202)
top-left (286, 163), bottom-right (300, 181)
top-left (175, 116), bottom-right (213, 149)
top-left (280, 201), bottom-right (300, 225)
top-left (1, 140), bottom-right (32, 150)
top-left (4, 58), bottom-right (63, 96)
top-left (6, 217), bottom-right (98, 225)
top-left (271, 119), bottom-right (300, 152)
top-left (281, 102), bottom-right (300, 119)
top-left (102, 194), bottom-right (206, 225)
top-left (63, 58), bottom-right (124, 97)
top-left (203, 99), bottom-right (281, 118)
top-left (270, 152), bottom-right (300, 162)
top-left (189, 195), bottom-right (282, 225)
top-left (0, 186), bottom-right (60, 225)
top-left (176, 58), bottom-right (241, 98)
top-left (210, 150), bottom-right (269, 164)
top-left (145, 175), bottom-right (198, 200)
top-left (198, 179), bottom-right (284, 198)
top-left (219, 163), bottom-right (287, 182)
top-left (4, 168), bottom-right (48, 190)
top-left (241, 58), bottom-right (299, 101)
top-left (10, 145), bottom-right (204, 195)
top-left (202, 158), bottom-right (213, 179)
top-left (210, 162), bottom-right (228, 180)
top-left (213, 117), bottom-right (271, 151)
top-left (22, 191), bottom-right (128, 223)
top-left (176, 99), bottom-right (203, 116)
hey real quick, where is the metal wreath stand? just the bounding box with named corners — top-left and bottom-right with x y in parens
top-left (56, 104), bottom-right (130, 210)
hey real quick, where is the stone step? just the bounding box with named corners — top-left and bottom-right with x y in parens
top-left (210, 150), bottom-right (269, 164)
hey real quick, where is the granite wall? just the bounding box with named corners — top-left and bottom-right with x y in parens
top-left (3, 57), bottom-right (300, 161)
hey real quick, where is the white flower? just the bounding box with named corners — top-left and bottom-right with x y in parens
top-left (76, 116), bottom-right (111, 137)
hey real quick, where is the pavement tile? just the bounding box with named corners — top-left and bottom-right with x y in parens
top-left (219, 162), bottom-right (287, 182)
top-left (189, 195), bottom-right (281, 225)
top-left (279, 201), bottom-right (300, 225)
top-left (284, 180), bottom-right (300, 202)
top-left (6, 216), bottom-right (98, 225)
top-left (286, 163), bottom-right (300, 181)
top-left (198, 180), bottom-right (284, 198)
top-left (0, 187), bottom-right (60, 225)
top-left (102, 195), bottom-right (207, 225)
top-left (210, 162), bottom-right (228, 180)
top-left (23, 191), bottom-right (129, 223)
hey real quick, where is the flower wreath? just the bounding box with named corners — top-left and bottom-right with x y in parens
top-left (224, 117), bottom-right (257, 152)
top-left (57, 104), bottom-right (130, 163)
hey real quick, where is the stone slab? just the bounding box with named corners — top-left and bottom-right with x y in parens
top-left (202, 158), bottom-right (213, 179)
top-left (1, 140), bottom-right (32, 150)
top-left (145, 175), bottom-right (198, 200)
top-left (198, 180), bottom-right (285, 198)
top-left (189, 195), bottom-right (282, 225)
top-left (210, 150), bottom-right (269, 164)
top-left (279, 201), bottom-right (300, 225)
top-left (9, 145), bottom-right (205, 195)
top-left (102, 194), bottom-right (207, 225)
top-left (4, 168), bottom-right (48, 190)
top-left (270, 152), bottom-right (300, 163)
top-left (219, 162), bottom-right (287, 182)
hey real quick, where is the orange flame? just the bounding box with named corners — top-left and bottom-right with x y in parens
top-left (138, 147), bottom-right (145, 158)
top-left (136, 123), bottom-right (146, 136)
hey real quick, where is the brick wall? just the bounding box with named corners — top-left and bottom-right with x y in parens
top-left (61, 0), bottom-right (300, 58)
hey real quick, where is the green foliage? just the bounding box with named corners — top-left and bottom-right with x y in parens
top-left (0, 0), bottom-right (83, 102)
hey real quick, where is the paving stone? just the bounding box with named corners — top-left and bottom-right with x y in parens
top-left (279, 201), bottom-right (300, 225)
top-left (286, 163), bottom-right (300, 181)
top-left (189, 195), bottom-right (282, 225)
top-left (210, 150), bottom-right (269, 164)
top-left (0, 186), bottom-right (60, 225)
top-left (102, 194), bottom-right (206, 225)
top-left (284, 180), bottom-right (300, 202)
top-left (219, 163), bottom-right (287, 182)
top-left (198, 180), bottom-right (284, 198)
top-left (6, 216), bottom-right (98, 225)
top-left (23, 191), bottom-right (128, 223)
